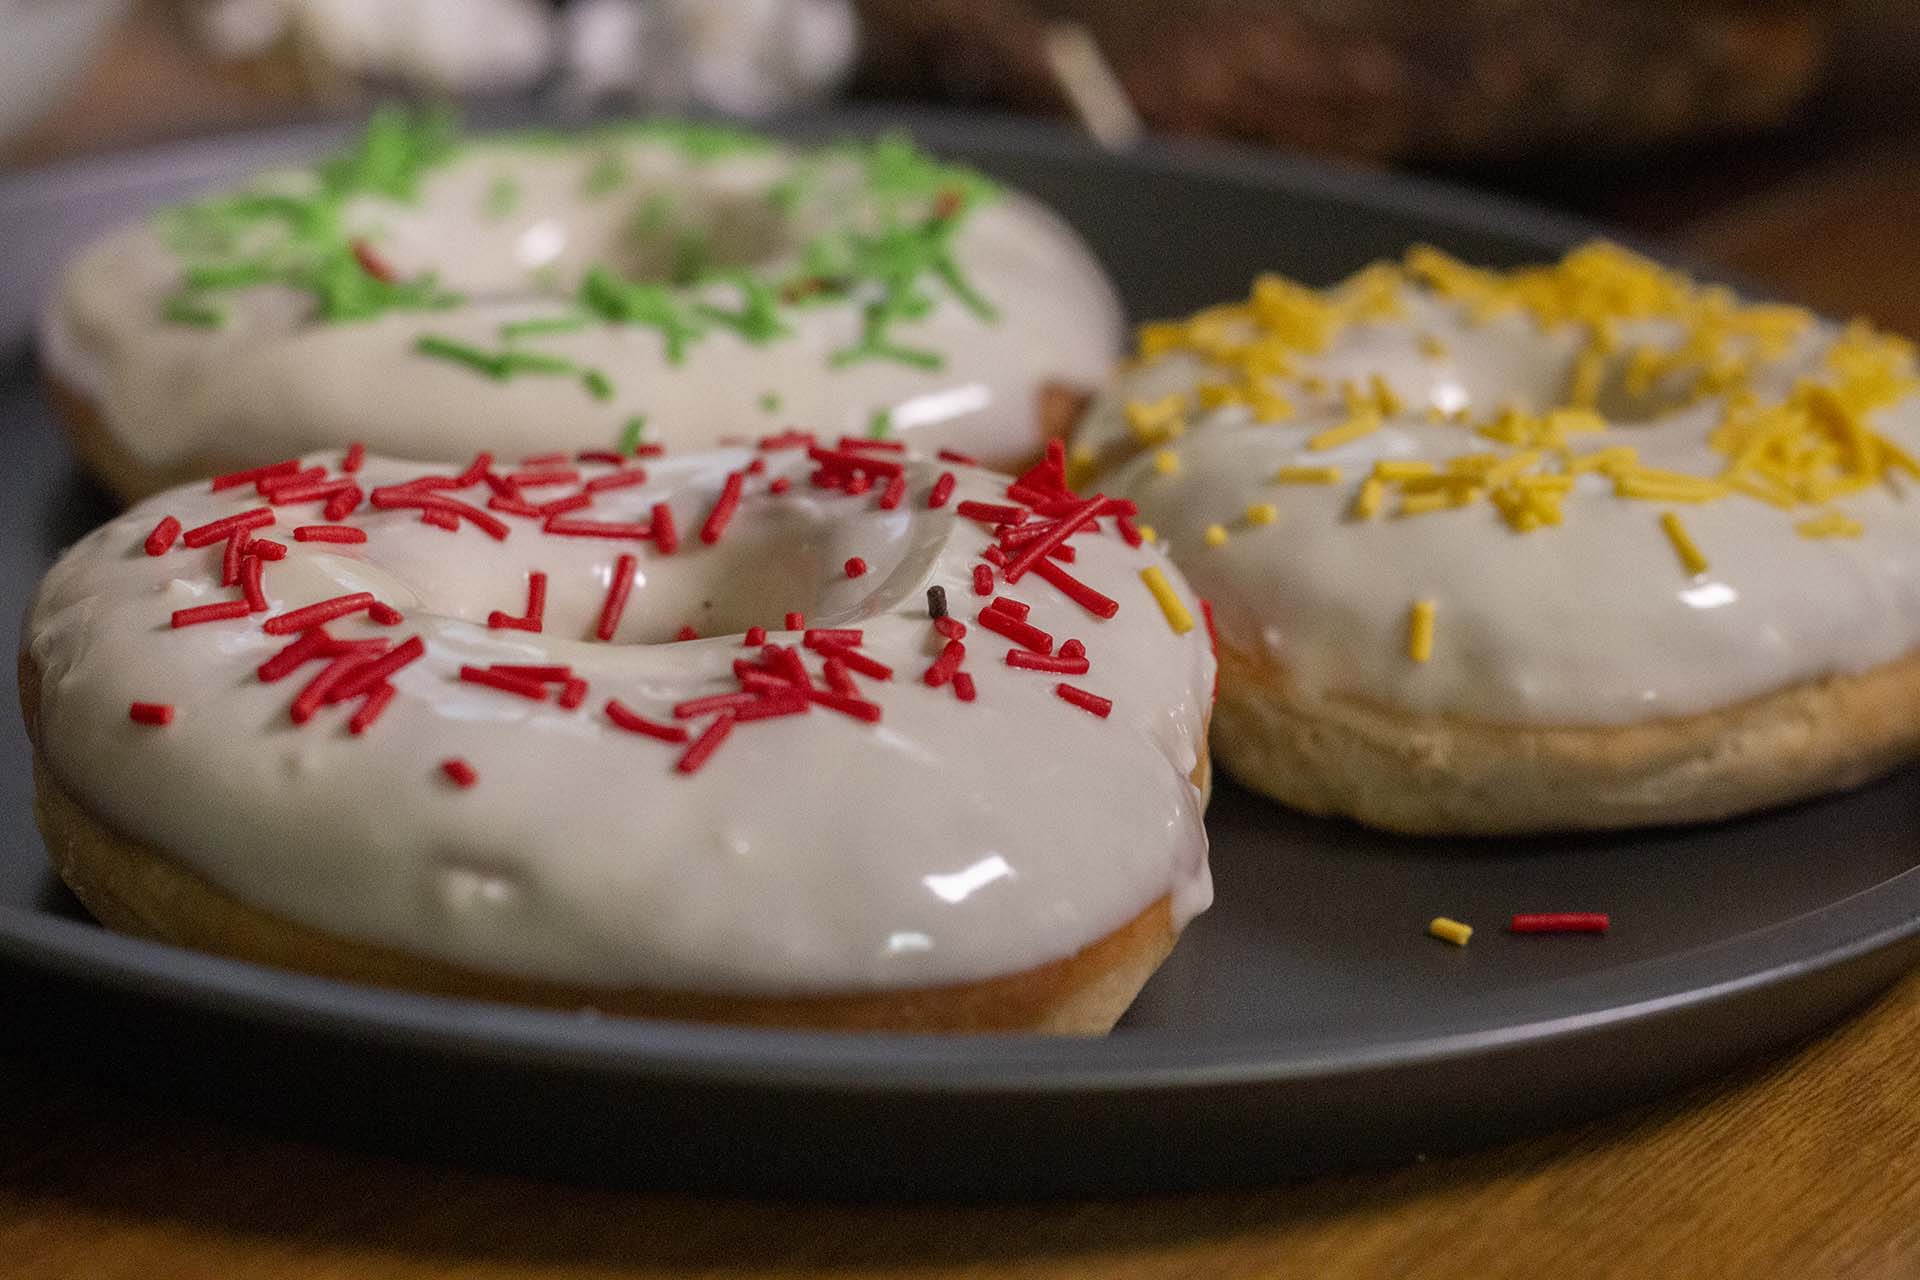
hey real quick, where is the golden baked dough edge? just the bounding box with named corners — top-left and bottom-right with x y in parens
top-left (21, 650), bottom-right (1193, 1035)
top-left (1213, 636), bottom-right (1920, 834)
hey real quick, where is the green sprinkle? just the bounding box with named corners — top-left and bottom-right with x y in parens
top-left (758, 391), bottom-right (782, 413)
top-left (163, 296), bottom-right (227, 328)
top-left (695, 273), bottom-right (789, 345)
top-left (318, 104), bottom-right (460, 202)
top-left (582, 368), bottom-right (615, 401)
top-left (618, 415), bottom-right (648, 454)
top-left (499, 313), bottom-right (590, 340)
top-left (582, 150), bottom-right (630, 198)
top-left (867, 408), bottom-right (893, 439)
top-left (498, 349), bottom-right (578, 376)
top-left (579, 267), bottom-right (704, 364)
top-left (416, 334), bottom-right (509, 379)
top-left (485, 174), bottom-right (519, 220)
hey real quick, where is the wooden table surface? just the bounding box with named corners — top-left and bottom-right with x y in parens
top-left (7, 11), bottom-right (1920, 1278)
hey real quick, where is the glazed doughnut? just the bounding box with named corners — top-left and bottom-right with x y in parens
top-left (22, 437), bottom-right (1213, 1033)
top-left (1072, 242), bottom-right (1920, 833)
top-left (41, 110), bottom-right (1120, 501)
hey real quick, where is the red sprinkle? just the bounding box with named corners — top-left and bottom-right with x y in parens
top-left (575, 450), bottom-right (630, 466)
top-left (769, 475), bottom-right (794, 496)
top-left (784, 612), bottom-right (804, 631)
top-left (972, 564), bottom-right (994, 596)
top-left (171, 600), bottom-right (251, 628)
top-left (262, 591), bottom-right (376, 635)
top-left (342, 442), bottom-right (365, 473)
top-left (936, 448), bottom-right (979, 466)
top-left (291, 651), bottom-right (382, 723)
top-left (440, 758), bottom-right (478, 788)
top-left (1030, 557), bottom-right (1119, 619)
top-left (596, 554), bottom-right (638, 642)
top-left (352, 239), bottom-right (398, 283)
top-left (1060, 638), bottom-right (1087, 660)
top-left (536, 492), bottom-right (593, 518)
top-left (922, 639), bottom-right (967, 687)
top-left (458, 665), bottom-right (550, 700)
top-left (507, 467), bottom-right (580, 488)
top-left (369, 602), bottom-right (404, 625)
top-left (976, 606), bottom-right (1053, 654)
top-left (838, 435), bottom-right (906, 453)
top-left (370, 490), bottom-right (509, 540)
top-left (323, 486), bottom-right (364, 521)
top-left (488, 571), bottom-right (547, 632)
top-left (518, 452), bottom-right (567, 468)
top-left (1055, 683), bottom-right (1112, 717)
top-left (605, 699), bottom-right (689, 742)
top-left (676, 712), bottom-right (736, 773)
top-left (843, 557), bottom-right (869, 579)
top-left (585, 469), bottom-right (648, 493)
top-left (257, 629), bottom-right (337, 682)
top-left (182, 508), bottom-right (274, 549)
top-left (221, 529), bottom-right (246, 587)
top-left (985, 596), bottom-right (1031, 621)
top-left (542, 517), bottom-right (651, 540)
top-left (128, 701), bottom-right (173, 726)
top-left (744, 625), bottom-right (768, 646)
top-left (878, 474), bottom-right (907, 510)
top-left (241, 553), bottom-right (267, 612)
top-left (927, 472), bottom-right (957, 510)
top-left (808, 688), bottom-right (883, 722)
top-left (953, 672), bottom-right (977, 702)
top-left (1003, 494), bottom-right (1108, 583)
top-left (1116, 513), bottom-right (1144, 547)
top-left (293, 525), bottom-right (367, 544)
top-left (247, 538), bottom-right (288, 561)
top-left (651, 501), bottom-right (678, 555)
top-left (803, 629), bottom-right (864, 647)
top-left (700, 470), bottom-right (746, 545)
top-left (347, 683), bottom-right (395, 734)
top-left (1007, 649), bottom-right (1090, 674)
top-left (258, 468), bottom-right (330, 499)
top-left (330, 636), bottom-right (425, 701)
top-left (956, 500), bottom-right (1026, 525)
top-left (1510, 913), bottom-right (1611, 934)
top-left (933, 616), bottom-right (966, 641)
top-left (210, 459), bottom-right (300, 493)
top-left (144, 516), bottom-right (182, 555)
top-left (811, 642), bottom-right (892, 681)
top-left (558, 678), bottom-right (588, 710)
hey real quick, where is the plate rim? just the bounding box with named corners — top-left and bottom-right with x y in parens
top-left (2, 105), bottom-right (1913, 1101)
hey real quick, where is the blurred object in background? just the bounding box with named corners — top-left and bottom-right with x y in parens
top-left (854, 0), bottom-right (1917, 165)
top-left (185, 0), bottom-right (555, 95)
top-left (557, 0), bottom-right (857, 116)
top-left (0, 0), bottom-right (130, 148)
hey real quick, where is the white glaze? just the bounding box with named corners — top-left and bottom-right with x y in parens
top-left (26, 450), bottom-right (1213, 993)
top-left (1077, 285), bottom-right (1920, 726)
top-left (43, 130), bottom-right (1122, 478)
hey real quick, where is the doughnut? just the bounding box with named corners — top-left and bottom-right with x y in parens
top-left (41, 109), bottom-right (1121, 501)
top-left (1071, 242), bottom-right (1920, 833)
top-left (21, 437), bottom-right (1214, 1033)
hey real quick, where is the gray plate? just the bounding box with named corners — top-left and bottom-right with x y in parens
top-left (2, 109), bottom-right (1917, 1201)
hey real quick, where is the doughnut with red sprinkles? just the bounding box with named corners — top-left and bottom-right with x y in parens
top-left (25, 442), bottom-right (1215, 1024)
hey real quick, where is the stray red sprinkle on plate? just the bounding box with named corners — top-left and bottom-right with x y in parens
top-left (128, 701), bottom-right (173, 726)
top-left (440, 758), bottom-right (478, 788)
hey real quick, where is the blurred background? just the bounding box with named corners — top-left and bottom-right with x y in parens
top-left (4, 0), bottom-right (1918, 334)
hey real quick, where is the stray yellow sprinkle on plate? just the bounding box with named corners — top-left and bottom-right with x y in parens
top-left (1274, 465), bottom-right (1341, 485)
top-left (1428, 917), bottom-right (1472, 947)
top-left (1204, 523), bottom-right (1229, 548)
top-left (1407, 598), bottom-right (1436, 663)
top-left (1245, 502), bottom-right (1278, 526)
top-left (1154, 449), bottom-right (1181, 476)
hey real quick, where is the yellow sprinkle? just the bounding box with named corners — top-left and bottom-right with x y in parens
top-left (1300, 374), bottom-right (1330, 396)
top-left (1245, 502), bottom-right (1278, 526)
top-left (1370, 373), bottom-right (1405, 416)
top-left (1407, 599), bottom-right (1436, 663)
top-left (1428, 917), bottom-right (1472, 947)
top-left (1397, 489), bottom-right (1470, 517)
top-left (1351, 478), bottom-right (1386, 520)
top-left (1797, 512), bottom-right (1864, 539)
top-left (1137, 524), bottom-right (1157, 543)
top-left (1372, 459), bottom-right (1436, 481)
top-left (1204, 523), bottom-right (1229, 548)
top-left (1125, 394), bottom-right (1188, 446)
top-left (1154, 449), bottom-right (1181, 476)
top-left (1659, 511), bottom-right (1709, 576)
top-left (1274, 465), bottom-right (1342, 485)
top-left (1140, 566), bottom-right (1195, 634)
top-left (1308, 411), bottom-right (1381, 452)
top-left (1418, 332), bottom-right (1449, 360)
top-left (1070, 442), bottom-right (1095, 466)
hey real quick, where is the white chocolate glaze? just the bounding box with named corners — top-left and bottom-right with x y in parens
top-left (26, 448), bottom-right (1212, 993)
top-left (1074, 247), bottom-right (1920, 726)
top-left (43, 120), bottom-right (1121, 480)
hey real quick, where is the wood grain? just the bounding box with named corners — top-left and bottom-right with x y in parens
top-left (0, 967), bottom-right (1915, 1279)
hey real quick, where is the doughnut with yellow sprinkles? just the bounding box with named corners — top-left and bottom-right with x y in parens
top-left (1072, 242), bottom-right (1920, 833)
